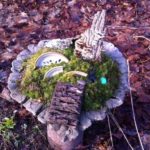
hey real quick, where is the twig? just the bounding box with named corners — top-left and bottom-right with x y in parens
top-left (133, 35), bottom-right (150, 42)
top-left (127, 60), bottom-right (145, 150)
top-left (108, 111), bottom-right (134, 150)
top-left (140, 57), bottom-right (150, 63)
top-left (107, 114), bottom-right (114, 149)
top-left (107, 25), bottom-right (150, 30)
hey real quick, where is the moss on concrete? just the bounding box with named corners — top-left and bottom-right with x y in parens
top-left (20, 47), bottom-right (120, 111)
top-left (20, 47), bottom-right (89, 103)
top-left (83, 54), bottom-right (120, 111)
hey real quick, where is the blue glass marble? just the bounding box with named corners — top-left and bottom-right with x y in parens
top-left (100, 77), bottom-right (107, 85)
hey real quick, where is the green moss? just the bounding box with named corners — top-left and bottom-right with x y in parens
top-left (20, 47), bottom-right (90, 103)
top-left (83, 55), bottom-right (120, 111)
top-left (20, 47), bottom-right (120, 111)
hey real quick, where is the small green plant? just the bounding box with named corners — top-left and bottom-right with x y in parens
top-left (0, 117), bottom-right (16, 143)
top-left (0, 117), bottom-right (15, 131)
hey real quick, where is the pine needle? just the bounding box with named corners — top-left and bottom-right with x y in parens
top-left (127, 60), bottom-right (144, 150)
top-left (108, 111), bottom-right (134, 150)
top-left (107, 114), bottom-right (114, 149)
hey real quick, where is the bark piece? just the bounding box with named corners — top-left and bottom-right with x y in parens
top-left (46, 82), bottom-right (85, 128)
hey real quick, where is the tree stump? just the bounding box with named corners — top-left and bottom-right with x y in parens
top-left (46, 81), bottom-right (85, 150)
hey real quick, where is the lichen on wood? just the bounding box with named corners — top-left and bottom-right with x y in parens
top-left (74, 10), bottom-right (106, 61)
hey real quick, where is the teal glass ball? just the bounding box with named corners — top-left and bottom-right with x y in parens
top-left (100, 77), bottom-right (107, 85)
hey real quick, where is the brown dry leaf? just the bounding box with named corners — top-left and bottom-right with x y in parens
top-left (0, 88), bottom-right (11, 101)
top-left (0, 52), bottom-right (17, 61)
top-left (138, 94), bottom-right (150, 103)
top-left (128, 54), bottom-right (140, 61)
top-left (18, 108), bottom-right (30, 117)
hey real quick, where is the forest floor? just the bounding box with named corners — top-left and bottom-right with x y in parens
top-left (0, 0), bottom-right (150, 150)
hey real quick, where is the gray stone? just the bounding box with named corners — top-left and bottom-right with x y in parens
top-left (116, 57), bottom-right (126, 65)
top-left (120, 74), bottom-right (129, 90)
top-left (7, 81), bottom-right (17, 92)
top-left (114, 87), bottom-right (126, 101)
top-left (11, 60), bottom-right (23, 72)
top-left (103, 41), bottom-right (116, 52)
top-left (111, 50), bottom-right (123, 60)
top-left (23, 99), bottom-right (43, 116)
top-left (8, 72), bottom-right (21, 82)
top-left (27, 44), bottom-right (39, 54)
top-left (86, 108), bottom-right (107, 121)
top-left (17, 50), bottom-right (31, 60)
top-left (106, 97), bottom-right (124, 109)
top-left (10, 91), bottom-right (26, 104)
top-left (117, 58), bottom-right (128, 73)
top-left (11, 67), bottom-right (20, 74)
top-left (79, 113), bottom-right (92, 131)
top-left (119, 62), bottom-right (128, 74)
top-left (37, 108), bottom-right (48, 124)
top-left (6, 36), bottom-right (128, 132)
top-left (7, 72), bottom-right (21, 92)
top-left (37, 38), bottom-right (73, 50)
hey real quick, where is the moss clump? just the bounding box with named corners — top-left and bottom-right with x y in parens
top-left (20, 47), bottom-right (90, 103)
top-left (20, 47), bottom-right (120, 111)
top-left (83, 55), bottom-right (120, 111)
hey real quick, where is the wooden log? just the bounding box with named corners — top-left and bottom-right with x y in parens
top-left (47, 81), bottom-right (85, 149)
top-left (46, 82), bottom-right (84, 126)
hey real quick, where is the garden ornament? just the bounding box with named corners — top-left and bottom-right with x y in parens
top-left (75, 10), bottom-right (106, 61)
top-left (8, 9), bottom-right (129, 150)
top-left (35, 52), bottom-right (69, 68)
top-left (44, 66), bottom-right (64, 79)
top-left (100, 77), bottom-right (107, 85)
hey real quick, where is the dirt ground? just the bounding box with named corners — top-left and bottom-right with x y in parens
top-left (0, 0), bottom-right (150, 149)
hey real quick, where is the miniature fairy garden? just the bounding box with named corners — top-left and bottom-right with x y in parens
top-left (8, 10), bottom-right (129, 128)
top-left (19, 45), bottom-right (120, 111)
top-left (1, 0), bottom-right (148, 148)
top-left (7, 10), bottom-right (129, 149)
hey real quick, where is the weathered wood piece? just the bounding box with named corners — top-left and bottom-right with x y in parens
top-left (75, 10), bottom-right (106, 61)
top-left (46, 82), bottom-right (85, 127)
top-left (46, 81), bottom-right (85, 150)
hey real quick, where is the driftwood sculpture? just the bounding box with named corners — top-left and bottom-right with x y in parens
top-left (75, 10), bottom-right (106, 61)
